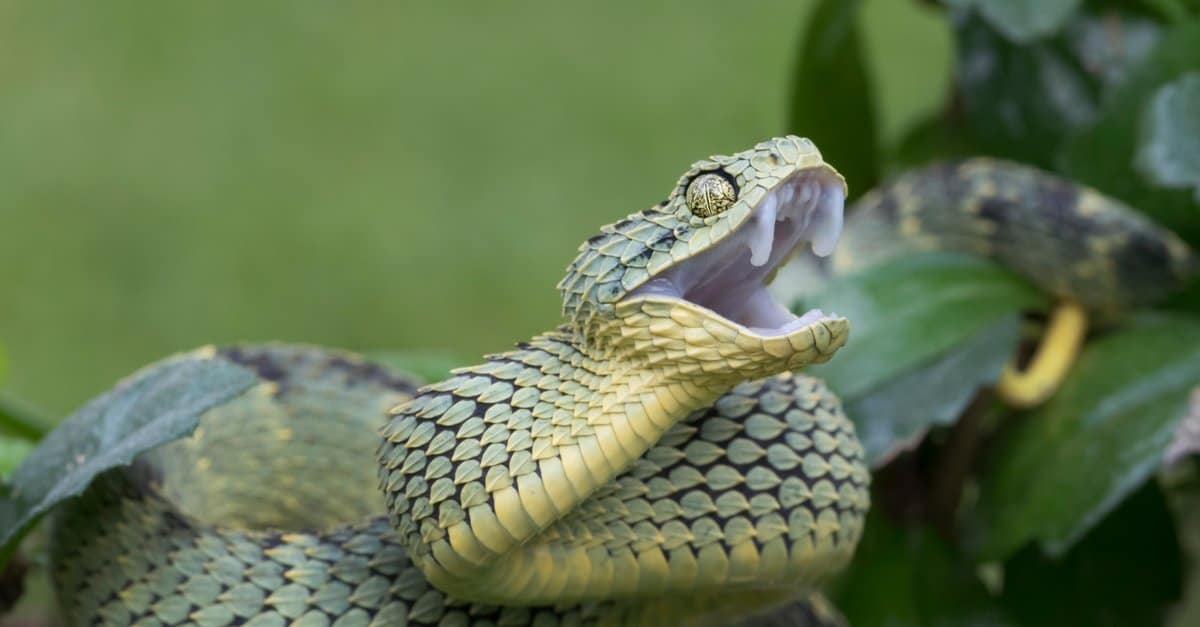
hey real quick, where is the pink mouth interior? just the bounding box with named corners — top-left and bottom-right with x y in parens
top-left (628, 170), bottom-right (845, 336)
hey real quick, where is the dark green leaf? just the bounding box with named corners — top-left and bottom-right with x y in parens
top-left (1000, 482), bottom-right (1182, 626)
top-left (1165, 452), bottom-right (1200, 626)
top-left (368, 349), bottom-right (465, 385)
top-left (1060, 19), bottom-right (1200, 245)
top-left (0, 349), bottom-right (257, 565)
top-left (833, 508), bottom-right (1012, 627)
top-left (799, 252), bottom-right (1045, 400)
top-left (973, 313), bottom-right (1200, 560)
top-left (952, 10), bottom-right (1099, 167)
top-left (1135, 72), bottom-right (1200, 202)
top-left (848, 315), bottom-right (1021, 468)
top-left (890, 114), bottom-right (975, 174)
top-left (789, 0), bottom-right (879, 198)
top-left (1165, 280), bottom-right (1200, 315)
top-left (948, 0), bottom-right (1082, 43)
top-left (1140, 0), bottom-right (1199, 23)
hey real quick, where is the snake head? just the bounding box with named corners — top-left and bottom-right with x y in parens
top-left (559, 136), bottom-right (850, 379)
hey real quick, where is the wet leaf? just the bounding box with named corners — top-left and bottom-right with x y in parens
top-left (789, 0), bottom-right (879, 199)
top-left (974, 313), bottom-right (1200, 560)
top-left (1135, 71), bottom-right (1200, 202)
top-left (948, 0), bottom-right (1082, 43)
top-left (801, 252), bottom-right (1045, 400)
top-left (848, 315), bottom-right (1021, 468)
top-left (0, 349), bottom-right (257, 565)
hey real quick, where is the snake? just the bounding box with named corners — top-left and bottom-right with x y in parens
top-left (45, 137), bottom-right (1193, 626)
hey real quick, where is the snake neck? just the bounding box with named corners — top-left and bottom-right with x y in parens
top-left (378, 322), bottom-right (766, 600)
top-left (571, 323), bottom-right (743, 416)
top-left (539, 324), bottom-right (736, 440)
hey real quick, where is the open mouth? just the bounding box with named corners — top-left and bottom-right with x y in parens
top-left (627, 169), bottom-right (845, 336)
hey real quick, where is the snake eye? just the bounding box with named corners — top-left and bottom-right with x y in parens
top-left (685, 173), bottom-right (737, 217)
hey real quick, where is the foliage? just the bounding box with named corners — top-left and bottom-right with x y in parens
top-left (973, 314), bottom-right (1200, 559)
top-left (789, 0), bottom-right (881, 199)
top-left (0, 350), bottom-right (256, 566)
top-left (1136, 72), bottom-right (1200, 202)
top-left (1060, 18), bottom-right (1200, 243)
top-left (0, 0), bottom-right (1199, 624)
top-left (795, 1), bottom-right (1200, 625)
top-left (780, 252), bottom-right (1043, 465)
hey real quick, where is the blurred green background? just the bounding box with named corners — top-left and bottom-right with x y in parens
top-left (0, 0), bottom-right (949, 416)
top-left (7, 2), bottom-right (1200, 625)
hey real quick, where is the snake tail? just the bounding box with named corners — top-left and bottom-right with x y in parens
top-left (832, 159), bottom-right (1195, 314)
top-left (996, 300), bottom-right (1089, 408)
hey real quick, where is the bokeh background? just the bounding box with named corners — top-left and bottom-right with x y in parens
top-left (6, 2), bottom-right (1200, 626)
top-left (0, 1), bottom-right (950, 416)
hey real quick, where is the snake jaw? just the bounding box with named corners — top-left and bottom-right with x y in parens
top-left (618, 166), bottom-right (849, 372)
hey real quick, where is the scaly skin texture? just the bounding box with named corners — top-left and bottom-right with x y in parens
top-left (51, 137), bottom-right (869, 626)
top-left (52, 346), bottom-right (863, 627)
top-left (379, 136), bottom-right (860, 610)
top-left (49, 141), bottom-right (1197, 625)
top-left (48, 140), bottom-right (1197, 626)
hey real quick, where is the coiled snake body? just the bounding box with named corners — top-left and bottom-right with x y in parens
top-left (49, 138), bottom-right (1192, 626)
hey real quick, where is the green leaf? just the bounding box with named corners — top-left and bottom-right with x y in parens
top-left (1136, 72), bottom-right (1200, 202)
top-left (788, 0), bottom-right (879, 198)
top-left (973, 313), bottom-right (1200, 560)
top-left (0, 439), bottom-right (33, 480)
top-left (367, 349), bottom-right (465, 384)
top-left (1000, 482), bottom-right (1182, 626)
top-left (0, 394), bottom-right (51, 441)
top-left (848, 315), bottom-right (1021, 468)
top-left (799, 252), bottom-right (1045, 400)
top-left (0, 348), bottom-right (257, 565)
top-left (833, 508), bottom-right (1012, 627)
top-left (948, 0), bottom-right (1082, 43)
top-left (1060, 19), bottom-right (1200, 245)
top-left (1141, 0), bottom-right (1199, 23)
